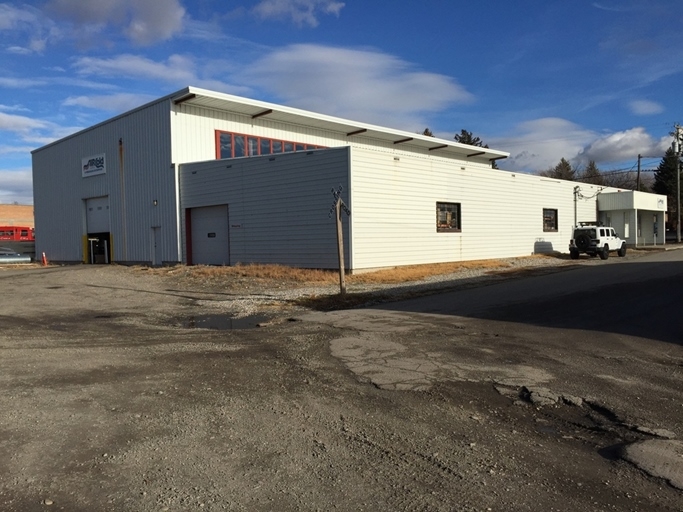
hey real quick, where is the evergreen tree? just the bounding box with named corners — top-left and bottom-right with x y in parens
top-left (454, 129), bottom-right (483, 147)
top-left (540, 158), bottom-right (575, 181)
top-left (453, 129), bottom-right (497, 169)
top-left (653, 147), bottom-right (680, 198)
top-left (579, 160), bottom-right (605, 185)
top-left (653, 147), bottom-right (681, 230)
top-left (422, 128), bottom-right (434, 137)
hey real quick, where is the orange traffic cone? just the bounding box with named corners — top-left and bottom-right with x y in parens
top-left (41, 252), bottom-right (48, 266)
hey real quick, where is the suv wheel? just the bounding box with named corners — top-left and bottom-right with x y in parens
top-left (599, 244), bottom-right (609, 260)
top-left (617, 244), bottom-right (626, 257)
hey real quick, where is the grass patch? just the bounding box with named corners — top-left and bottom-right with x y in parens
top-left (150, 257), bottom-right (554, 286)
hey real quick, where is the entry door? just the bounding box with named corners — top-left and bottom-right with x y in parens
top-left (190, 205), bottom-right (230, 265)
top-left (152, 227), bottom-right (162, 266)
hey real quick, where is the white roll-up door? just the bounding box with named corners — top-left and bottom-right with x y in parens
top-left (86, 196), bottom-right (110, 233)
top-left (190, 205), bottom-right (230, 265)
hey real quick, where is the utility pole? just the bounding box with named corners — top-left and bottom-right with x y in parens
top-left (637, 154), bottom-right (641, 191)
top-left (674, 125), bottom-right (682, 244)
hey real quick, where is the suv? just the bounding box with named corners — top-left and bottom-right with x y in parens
top-left (569, 223), bottom-right (626, 260)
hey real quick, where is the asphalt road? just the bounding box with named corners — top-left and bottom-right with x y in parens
top-left (376, 248), bottom-right (683, 346)
top-left (303, 248), bottom-right (683, 496)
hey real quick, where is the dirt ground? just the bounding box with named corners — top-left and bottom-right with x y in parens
top-left (0, 262), bottom-right (681, 511)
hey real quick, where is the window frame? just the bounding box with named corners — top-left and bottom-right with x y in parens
top-left (436, 202), bottom-right (462, 233)
top-left (543, 208), bottom-right (558, 232)
top-left (215, 130), bottom-right (324, 159)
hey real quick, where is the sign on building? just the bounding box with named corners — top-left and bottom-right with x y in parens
top-left (82, 154), bottom-right (106, 178)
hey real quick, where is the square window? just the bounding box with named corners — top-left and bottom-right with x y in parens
top-left (437, 202), bottom-right (461, 232)
top-left (543, 208), bottom-right (558, 232)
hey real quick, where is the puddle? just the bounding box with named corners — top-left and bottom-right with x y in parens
top-left (183, 314), bottom-right (270, 330)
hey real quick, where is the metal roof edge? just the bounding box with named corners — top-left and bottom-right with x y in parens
top-left (178, 86), bottom-right (510, 160)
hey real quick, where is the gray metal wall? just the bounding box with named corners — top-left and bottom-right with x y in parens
top-left (179, 147), bottom-right (351, 269)
top-left (32, 99), bottom-right (178, 264)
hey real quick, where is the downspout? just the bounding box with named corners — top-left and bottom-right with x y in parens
top-left (119, 138), bottom-right (128, 261)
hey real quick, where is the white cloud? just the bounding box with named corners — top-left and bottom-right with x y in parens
top-left (0, 3), bottom-right (56, 54)
top-left (0, 77), bottom-right (46, 88)
top-left (0, 168), bottom-right (33, 205)
top-left (63, 93), bottom-right (155, 112)
top-left (45, 0), bottom-right (185, 45)
top-left (0, 145), bottom-right (34, 155)
top-left (0, 112), bottom-right (51, 134)
top-left (72, 54), bottom-right (251, 95)
top-left (491, 118), bottom-right (596, 172)
top-left (0, 4), bottom-right (41, 30)
top-left (629, 99), bottom-right (664, 115)
top-left (253, 0), bottom-right (344, 27)
top-left (74, 53), bottom-right (197, 82)
top-left (576, 127), bottom-right (669, 163)
top-left (0, 104), bottom-right (30, 113)
top-left (493, 119), bottom-right (671, 173)
top-left (0, 113), bottom-right (78, 148)
top-left (241, 44), bottom-right (473, 129)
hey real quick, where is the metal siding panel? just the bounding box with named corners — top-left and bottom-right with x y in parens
top-left (179, 148), bottom-right (350, 269)
top-left (33, 101), bottom-right (176, 264)
top-left (349, 147), bottom-right (607, 269)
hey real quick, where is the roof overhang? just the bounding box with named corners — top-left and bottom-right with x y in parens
top-left (170, 86), bottom-right (509, 164)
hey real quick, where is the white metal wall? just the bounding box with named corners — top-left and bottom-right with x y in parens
top-left (169, 103), bottom-right (494, 171)
top-left (32, 100), bottom-right (177, 263)
top-left (348, 146), bottom-right (608, 270)
top-left (179, 148), bottom-right (351, 268)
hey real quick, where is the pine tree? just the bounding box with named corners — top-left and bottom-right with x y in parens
top-left (580, 161), bottom-right (605, 185)
top-left (453, 129), bottom-right (497, 169)
top-left (653, 147), bottom-right (681, 231)
top-left (540, 158), bottom-right (575, 181)
top-left (653, 147), bottom-right (680, 197)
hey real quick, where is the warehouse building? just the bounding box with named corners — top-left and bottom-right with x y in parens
top-left (32, 86), bottom-right (667, 270)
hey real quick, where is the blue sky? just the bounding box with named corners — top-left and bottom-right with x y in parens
top-left (1, 0), bottom-right (681, 204)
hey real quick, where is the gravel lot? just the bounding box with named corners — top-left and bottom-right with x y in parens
top-left (0, 253), bottom-right (681, 511)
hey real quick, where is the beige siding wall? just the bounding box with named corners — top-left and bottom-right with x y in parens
top-left (349, 147), bottom-right (605, 270)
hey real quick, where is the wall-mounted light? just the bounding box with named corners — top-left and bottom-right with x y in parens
top-left (153, 199), bottom-right (158, 206)
top-left (393, 157), bottom-right (400, 161)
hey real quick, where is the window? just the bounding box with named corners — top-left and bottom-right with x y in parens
top-left (437, 202), bottom-right (461, 232)
top-left (543, 208), bottom-right (558, 232)
top-left (216, 130), bottom-right (324, 159)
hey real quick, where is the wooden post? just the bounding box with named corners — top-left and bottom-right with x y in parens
top-left (335, 198), bottom-right (346, 295)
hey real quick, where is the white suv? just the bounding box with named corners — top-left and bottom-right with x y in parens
top-left (569, 224), bottom-right (626, 260)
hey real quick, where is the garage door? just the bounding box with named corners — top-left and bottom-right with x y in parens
top-left (86, 196), bottom-right (110, 233)
top-left (190, 205), bottom-right (230, 265)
